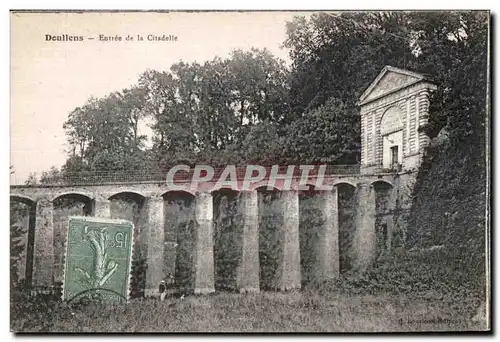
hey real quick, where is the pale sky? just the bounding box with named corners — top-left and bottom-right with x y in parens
top-left (10, 11), bottom-right (311, 184)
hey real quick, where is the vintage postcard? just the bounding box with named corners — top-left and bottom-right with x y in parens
top-left (9, 10), bottom-right (490, 333)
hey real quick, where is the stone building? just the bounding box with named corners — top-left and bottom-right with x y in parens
top-left (10, 66), bottom-right (439, 294)
top-left (359, 66), bottom-right (437, 173)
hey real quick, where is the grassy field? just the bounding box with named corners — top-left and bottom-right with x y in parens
top-left (10, 289), bottom-right (487, 333)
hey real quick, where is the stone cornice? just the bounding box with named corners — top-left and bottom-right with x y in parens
top-left (360, 82), bottom-right (436, 116)
top-left (358, 65), bottom-right (434, 105)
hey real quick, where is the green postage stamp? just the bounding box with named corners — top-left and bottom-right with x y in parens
top-left (62, 216), bottom-right (135, 302)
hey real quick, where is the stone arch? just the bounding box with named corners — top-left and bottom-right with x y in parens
top-left (108, 191), bottom-right (147, 298)
top-left (210, 186), bottom-right (241, 194)
top-left (52, 192), bottom-right (95, 284)
top-left (298, 184), bottom-right (331, 287)
top-left (161, 189), bottom-right (196, 199)
top-left (299, 183), bottom-right (322, 195)
top-left (52, 191), bottom-right (93, 203)
top-left (10, 194), bottom-right (36, 286)
top-left (249, 181), bottom-right (273, 192)
top-left (255, 185), bottom-right (281, 193)
top-left (335, 182), bottom-right (357, 273)
top-left (379, 106), bottom-right (404, 136)
top-left (161, 190), bottom-right (196, 294)
top-left (332, 180), bottom-right (357, 188)
top-left (298, 181), bottom-right (329, 192)
top-left (10, 194), bottom-right (36, 206)
top-left (211, 188), bottom-right (242, 292)
top-left (108, 191), bottom-right (146, 201)
top-left (255, 185), bottom-right (283, 290)
top-left (108, 191), bottom-right (146, 221)
top-left (371, 180), bottom-right (394, 256)
top-left (370, 179), bottom-right (394, 189)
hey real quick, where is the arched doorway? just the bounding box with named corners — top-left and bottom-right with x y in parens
top-left (108, 191), bottom-right (146, 298)
top-left (256, 186), bottom-right (283, 291)
top-left (52, 193), bottom-right (93, 284)
top-left (336, 183), bottom-right (357, 273)
top-left (380, 106), bottom-right (404, 169)
top-left (162, 191), bottom-right (196, 295)
top-left (212, 189), bottom-right (242, 292)
top-left (372, 180), bottom-right (394, 257)
top-left (10, 195), bottom-right (36, 289)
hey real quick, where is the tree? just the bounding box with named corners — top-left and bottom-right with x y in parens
top-left (284, 11), bottom-right (488, 144)
top-left (284, 12), bottom-right (414, 117)
top-left (139, 68), bottom-right (196, 168)
top-left (24, 173), bottom-right (38, 186)
top-left (241, 121), bottom-right (287, 165)
top-left (138, 49), bottom-right (290, 169)
top-left (408, 11), bottom-right (488, 145)
top-left (226, 48), bottom-right (290, 125)
top-left (282, 98), bottom-right (360, 164)
top-left (62, 88), bottom-right (152, 173)
top-left (40, 166), bottom-right (63, 184)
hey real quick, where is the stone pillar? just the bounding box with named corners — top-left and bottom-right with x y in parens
top-left (405, 97), bottom-right (411, 156)
top-left (93, 198), bottom-right (110, 218)
top-left (280, 190), bottom-right (301, 291)
top-left (236, 191), bottom-right (260, 293)
top-left (361, 110), bottom-right (367, 167)
top-left (194, 192), bottom-right (215, 294)
top-left (385, 186), bottom-right (397, 252)
top-left (32, 198), bottom-right (54, 288)
top-left (145, 195), bottom-right (165, 297)
top-left (372, 110), bottom-right (377, 164)
top-left (409, 95), bottom-right (417, 154)
top-left (418, 90), bottom-right (431, 152)
top-left (317, 188), bottom-right (340, 281)
top-left (353, 184), bottom-right (376, 272)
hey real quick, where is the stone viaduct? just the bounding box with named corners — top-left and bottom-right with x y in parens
top-left (10, 66), bottom-right (436, 296)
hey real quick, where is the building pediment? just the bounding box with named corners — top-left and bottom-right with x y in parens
top-left (359, 66), bottom-right (431, 106)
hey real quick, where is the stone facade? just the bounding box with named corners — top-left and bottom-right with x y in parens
top-left (359, 66), bottom-right (437, 173)
top-left (11, 173), bottom-right (396, 292)
top-left (10, 66), bottom-right (436, 294)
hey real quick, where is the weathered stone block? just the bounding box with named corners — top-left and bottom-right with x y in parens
top-left (280, 190), bottom-right (301, 291)
top-left (194, 192), bottom-right (215, 294)
top-left (352, 184), bottom-right (376, 272)
top-left (33, 199), bottom-right (54, 288)
top-left (145, 196), bottom-right (165, 297)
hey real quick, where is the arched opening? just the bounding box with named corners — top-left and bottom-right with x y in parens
top-left (10, 195), bottom-right (36, 207)
top-left (298, 185), bottom-right (325, 287)
top-left (52, 193), bottom-right (93, 285)
top-left (10, 196), bottom-right (36, 290)
top-left (337, 183), bottom-right (357, 273)
top-left (256, 186), bottom-right (283, 291)
top-left (212, 189), bottom-right (242, 292)
top-left (162, 191), bottom-right (196, 295)
top-left (380, 106), bottom-right (404, 169)
top-left (108, 191), bottom-right (146, 298)
top-left (372, 180), bottom-right (394, 257)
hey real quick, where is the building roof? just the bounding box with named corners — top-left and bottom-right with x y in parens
top-left (358, 65), bottom-right (435, 106)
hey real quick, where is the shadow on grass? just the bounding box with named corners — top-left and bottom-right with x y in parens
top-left (11, 286), bottom-right (486, 333)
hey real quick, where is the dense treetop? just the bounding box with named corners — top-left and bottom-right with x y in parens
top-left (26, 11), bottom-right (488, 184)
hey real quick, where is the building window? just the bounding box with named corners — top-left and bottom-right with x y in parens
top-left (391, 145), bottom-right (399, 167)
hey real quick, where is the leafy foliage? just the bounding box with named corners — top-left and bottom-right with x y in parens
top-left (29, 11), bottom-right (487, 178)
top-left (13, 12), bottom-right (488, 314)
top-left (283, 98), bottom-right (360, 164)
